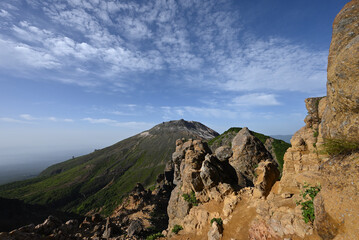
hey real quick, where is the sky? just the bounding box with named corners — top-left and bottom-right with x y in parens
top-left (0, 0), bottom-right (349, 165)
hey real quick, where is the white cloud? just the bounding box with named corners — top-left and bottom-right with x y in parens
top-left (0, 0), bottom-right (328, 94)
top-left (0, 38), bottom-right (60, 70)
top-left (216, 38), bottom-right (328, 93)
top-left (232, 93), bottom-right (280, 106)
top-left (20, 114), bottom-right (37, 120)
top-left (0, 117), bottom-right (27, 123)
top-left (161, 106), bottom-right (238, 120)
top-left (45, 117), bottom-right (74, 122)
top-left (82, 117), bottom-right (153, 129)
top-left (83, 117), bottom-right (117, 124)
top-left (0, 9), bottom-right (10, 18)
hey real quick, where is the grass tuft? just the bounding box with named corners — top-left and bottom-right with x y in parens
top-left (182, 191), bottom-right (198, 206)
top-left (146, 232), bottom-right (164, 240)
top-left (210, 217), bottom-right (223, 226)
top-left (172, 225), bottom-right (183, 234)
top-left (322, 138), bottom-right (359, 155)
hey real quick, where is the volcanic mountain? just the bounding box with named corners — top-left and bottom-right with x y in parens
top-left (0, 119), bottom-right (218, 215)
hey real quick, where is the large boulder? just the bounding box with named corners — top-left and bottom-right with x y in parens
top-left (200, 154), bottom-right (238, 189)
top-left (214, 146), bottom-right (232, 162)
top-left (322, 0), bottom-right (359, 142)
top-left (254, 160), bottom-right (280, 197)
top-left (230, 127), bottom-right (274, 184)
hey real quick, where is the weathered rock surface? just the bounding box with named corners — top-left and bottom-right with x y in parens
top-left (322, 0), bottom-right (359, 142)
top-left (230, 127), bottom-right (274, 185)
top-left (254, 160), bottom-right (280, 198)
top-left (314, 153), bottom-right (359, 240)
top-left (208, 221), bottom-right (223, 240)
top-left (166, 132), bottom-right (279, 238)
top-left (214, 146), bottom-right (232, 162)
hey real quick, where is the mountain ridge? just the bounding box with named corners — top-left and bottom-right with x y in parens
top-left (0, 119), bottom-right (218, 216)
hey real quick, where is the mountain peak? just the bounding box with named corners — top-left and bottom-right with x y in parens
top-left (148, 119), bottom-right (219, 140)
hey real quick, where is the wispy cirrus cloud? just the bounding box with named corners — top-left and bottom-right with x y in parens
top-left (0, 0), bottom-right (327, 95)
top-left (161, 106), bottom-right (238, 120)
top-left (20, 114), bottom-right (38, 120)
top-left (2, 114), bottom-right (75, 123)
top-left (231, 93), bottom-right (281, 106)
top-left (0, 117), bottom-right (28, 123)
top-left (82, 117), bottom-right (153, 129)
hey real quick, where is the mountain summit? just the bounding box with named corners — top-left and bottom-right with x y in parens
top-left (0, 120), bottom-right (218, 216)
top-left (149, 119), bottom-right (219, 139)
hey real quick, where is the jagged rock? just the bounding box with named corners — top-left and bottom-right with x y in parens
top-left (91, 214), bottom-right (102, 223)
top-left (230, 127), bottom-right (274, 184)
top-left (167, 186), bottom-right (191, 230)
top-left (127, 219), bottom-right (143, 237)
top-left (172, 139), bottom-right (210, 187)
top-left (322, 0), bottom-right (359, 142)
top-left (200, 158), bottom-right (220, 189)
top-left (34, 215), bottom-right (62, 235)
top-left (208, 221), bottom-right (223, 240)
top-left (254, 160), bottom-right (280, 197)
top-left (215, 146), bottom-right (232, 162)
top-left (200, 154), bottom-right (238, 189)
top-left (102, 217), bottom-right (111, 239)
top-left (248, 220), bottom-right (280, 240)
top-left (16, 224), bottom-right (35, 233)
top-left (180, 140), bottom-right (209, 193)
top-left (222, 194), bottom-right (238, 217)
top-left (313, 194), bottom-right (339, 240)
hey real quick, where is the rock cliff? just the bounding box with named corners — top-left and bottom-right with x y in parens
top-left (322, 0), bottom-right (359, 142)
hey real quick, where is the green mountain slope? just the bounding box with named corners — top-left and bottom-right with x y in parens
top-left (0, 120), bottom-right (218, 215)
top-left (208, 127), bottom-right (291, 171)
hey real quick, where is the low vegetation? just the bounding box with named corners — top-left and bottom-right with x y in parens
top-left (182, 191), bottom-right (198, 206)
top-left (296, 183), bottom-right (321, 224)
top-left (210, 217), bottom-right (223, 226)
top-left (322, 138), bottom-right (359, 156)
top-left (146, 232), bottom-right (164, 240)
top-left (0, 127), bottom-right (200, 216)
top-left (172, 225), bottom-right (183, 234)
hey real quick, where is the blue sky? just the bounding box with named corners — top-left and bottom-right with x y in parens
top-left (0, 0), bottom-right (349, 164)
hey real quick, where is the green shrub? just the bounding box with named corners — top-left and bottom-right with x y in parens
top-left (313, 131), bottom-right (319, 138)
top-left (172, 225), bottom-right (183, 234)
top-left (210, 218), bottom-right (223, 226)
top-left (296, 183), bottom-right (321, 223)
top-left (322, 138), bottom-right (359, 155)
top-left (146, 232), bottom-right (164, 240)
top-left (182, 191), bottom-right (198, 206)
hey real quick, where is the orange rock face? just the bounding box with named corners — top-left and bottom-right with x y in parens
top-left (323, 0), bottom-right (359, 142)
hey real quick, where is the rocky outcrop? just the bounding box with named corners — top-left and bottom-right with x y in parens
top-left (230, 127), bottom-right (274, 185)
top-left (166, 132), bottom-right (279, 238)
top-left (322, 0), bottom-right (359, 142)
top-left (167, 139), bottom-right (238, 232)
top-left (254, 160), bottom-right (280, 198)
